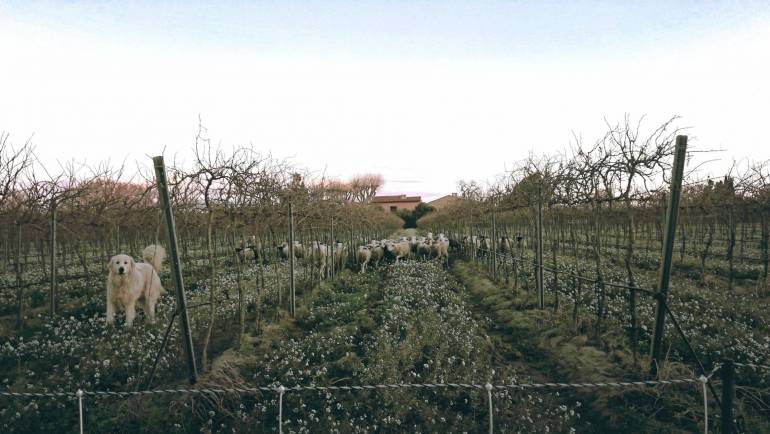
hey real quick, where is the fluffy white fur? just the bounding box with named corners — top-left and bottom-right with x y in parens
top-left (106, 244), bottom-right (166, 327)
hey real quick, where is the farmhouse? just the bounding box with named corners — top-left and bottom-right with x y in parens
top-left (372, 194), bottom-right (422, 212)
top-left (428, 193), bottom-right (461, 210)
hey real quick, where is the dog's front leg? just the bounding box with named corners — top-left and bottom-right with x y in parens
top-left (106, 293), bottom-right (116, 325)
top-left (125, 302), bottom-right (137, 327)
top-left (145, 299), bottom-right (156, 324)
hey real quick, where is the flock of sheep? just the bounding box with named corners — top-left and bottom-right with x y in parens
top-left (461, 234), bottom-right (524, 255)
top-left (233, 232), bottom-right (525, 278)
top-left (235, 236), bottom-right (345, 280)
top-left (355, 232), bottom-right (450, 273)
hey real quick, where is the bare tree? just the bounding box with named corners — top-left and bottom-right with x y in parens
top-left (348, 173), bottom-right (384, 203)
top-left (602, 115), bottom-right (680, 362)
top-left (0, 133), bottom-right (34, 208)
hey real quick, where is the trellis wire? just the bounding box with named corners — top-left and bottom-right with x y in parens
top-left (663, 301), bottom-right (723, 408)
top-left (1, 375), bottom-right (709, 433)
top-left (474, 247), bottom-right (658, 296)
top-left (734, 362), bottom-right (770, 373)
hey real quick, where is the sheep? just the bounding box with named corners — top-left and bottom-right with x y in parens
top-left (408, 236), bottom-right (419, 254)
top-left (276, 242), bottom-right (289, 259)
top-left (246, 236), bottom-right (261, 252)
top-left (462, 235), bottom-right (480, 250)
top-left (515, 234), bottom-right (526, 249)
top-left (448, 237), bottom-right (461, 251)
top-left (436, 239), bottom-right (450, 263)
top-left (356, 246), bottom-right (372, 273)
top-left (479, 236), bottom-right (492, 253)
top-left (425, 239), bottom-right (449, 261)
top-left (428, 240), bottom-right (441, 258)
top-left (369, 241), bottom-right (384, 267)
top-left (417, 241), bottom-right (432, 260)
top-left (307, 241), bottom-right (328, 280)
top-left (499, 236), bottom-right (512, 254)
top-left (385, 240), bottom-right (411, 263)
top-left (294, 241), bottom-right (306, 259)
top-left (235, 246), bottom-right (258, 264)
top-left (277, 241), bottom-right (305, 260)
top-left (235, 237), bottom-right (262, 264)
top-left (332, 241), bottom-right (346, 272)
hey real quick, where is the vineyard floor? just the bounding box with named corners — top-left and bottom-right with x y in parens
top-left (226, 259), bottom-right (583, 433)
top-left (450, 260), bottom-right (705, 433)
top-left (1, 245), bottom-right (767, 432)
top-left (196, 257), bottom-right (709, 433)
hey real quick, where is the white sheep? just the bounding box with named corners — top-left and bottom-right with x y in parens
top-left (277, 241), bottom-right (305, 260)
top-left (417, 241), bottom-right (432, 260)
top-left (369, 242), bottom-right (384, 267)
top-left (332, 241), bottom-right (346, 272)
top-left (356, 246), bottom-right (372, 273)
top-left (437, 239), bottom-right (449, 261)
top-left (385, 240), bottom-right (411, 263)
top-left (307, 241), bottom-right (328, 280)
top-left (235, 246), bottom-right (258, 264)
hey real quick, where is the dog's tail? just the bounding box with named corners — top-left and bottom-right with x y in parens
top-left (143, 244), bottom-right (166, 273)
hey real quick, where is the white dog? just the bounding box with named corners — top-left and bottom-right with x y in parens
top-left (106, 244), bottom-right (166, 327)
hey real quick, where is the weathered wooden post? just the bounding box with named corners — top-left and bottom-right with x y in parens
top-left (49, 197), bottom-right (57, 318)
top-left (288, 202), bottom-right (296, 317)
top-left (762, 210), bottom-right (769, 290)
top-left (349, 222), bottom-right (355, 267)
top-left (153, 155), bottom-right (198, 385)
top-left (491, 203), bottom-right (498, 282)
top-left (536, 180), bottom-right (545, 309)
top-left (15, 222), bottom-right (23, 332)
top-left (721, 359), bottom-right (735, 434)
top-left (330, 218), bottom-right (335, 278)
top-left (649, 135), bottom-right (687, 375)
top-left (551, 215), bottom-right (559, 312)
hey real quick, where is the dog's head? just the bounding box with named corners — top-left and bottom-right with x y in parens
top-left (109, 254), bottom-right (135, 277)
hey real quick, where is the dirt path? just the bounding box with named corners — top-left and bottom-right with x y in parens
top-left (389, 228), bottom-right (418, 239)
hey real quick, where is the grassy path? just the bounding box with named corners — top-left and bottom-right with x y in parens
top-left (231, 260), bottom-right (583, 432)
top-left (451, 259), bottom-right (707, 433)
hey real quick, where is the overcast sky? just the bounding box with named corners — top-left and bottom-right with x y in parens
top-left (1, 1), bottom-right (769, 201)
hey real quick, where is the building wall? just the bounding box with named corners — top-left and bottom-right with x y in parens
top-left (375, 201), bottom-right (421, 212)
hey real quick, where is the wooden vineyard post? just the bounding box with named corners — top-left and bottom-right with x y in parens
top-left (536, 180), bottom-right (545, 309)
top-left (649, 136), bottom-right (687, 375)
top-left (288, 202), bottom-right (296, 317)
top-left (330, 218), bottom-right (335, 278)
top-left (349, 223), bottom-right (354, 269)
top-left (551, 214), bottom-right (559, 312)
top-left (153, 155), bottom-right (198, 385)
top-left (491, 204), bottom-right (498, 281)
top-left (721, 360), bottom-right (735, 434)
top-left (15, 223), bottom-right (23, 332)
top-left (49, 197), bottom-right (57, 318)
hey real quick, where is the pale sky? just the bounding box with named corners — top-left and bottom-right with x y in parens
top-left (1, 1), bottom-right (769, 201)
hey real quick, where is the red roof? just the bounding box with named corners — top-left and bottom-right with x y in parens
top-left (372, 194), bottom-right (422, 203)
